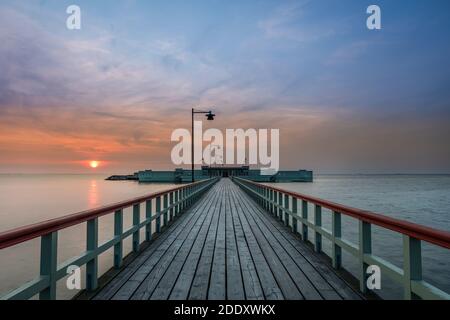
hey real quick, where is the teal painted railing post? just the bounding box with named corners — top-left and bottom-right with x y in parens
top-left (114, 209), bottom-right (123, 268)
top-left (269, 190), bottom-right (274, 215)
top-left (174, 191), bottom-right (179, 217)
top-left (292, 198), bottom-right (298, 233)
top-left (314, 205), bottom-right (322, 253)
top-left (332, 211), bottom-right (342, 269)
top-left (273, 191), bottom-right (278, 217)
top-left (359, 221), bottom-right (372, 293)
top-left (258, 187), bottom-right (261, 205)
top-left (156, 196), bottom-right (161, 233)
top-left (39, 232), bottom-right (58, 300)
top-left (86, 218), bottom-right (98, 291)
top-left (163, 194), bottom-right (168, 226)
top-left (132, 204), bottom-right (140, 253)
top-left (278, 192), bottom-right (283, 221)
top-left (178, 189), bottom-right (182, 213)
top-left (145, 200), bottom-right (152, 241)
top-left (187, 187), bottom-right (191, 207)
top-left (261, 187), bottom-right (265, 209)
top-left (180, 189), bottom-right (185, 211)
top-left (302, 200), bottom-right (308, 241)
top-left (169, 192), bottom-right (174, 221)
top-left (265, 188), bottom-right (269, 211)
top-left (284, 194), bottom-right (289, 227)
top-left (403, 235), bottom-right (422, 300)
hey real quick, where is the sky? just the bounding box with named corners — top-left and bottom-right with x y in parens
top-left (0, 0), bottom-right (449, 174)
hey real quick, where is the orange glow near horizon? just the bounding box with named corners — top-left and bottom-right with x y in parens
top-left (89, 161), bottom-right (99, 169)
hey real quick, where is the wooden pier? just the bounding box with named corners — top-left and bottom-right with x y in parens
top-left (92, 179), bottom-right (361, 300)
top-left (1, 177), bottom-right (449, 300)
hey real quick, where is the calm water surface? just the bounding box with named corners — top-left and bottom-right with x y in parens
top-left (0, 174), bottom-right (449, 299)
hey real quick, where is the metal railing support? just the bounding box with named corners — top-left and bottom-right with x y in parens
top-left (86, 218), bottom-right (98, 291)
top-left (114, 209), bottom-right (123, 269)
top-left (39, 232), bottom-right (58, 300)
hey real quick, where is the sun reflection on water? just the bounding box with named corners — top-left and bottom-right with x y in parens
top-left (88, 180), bottom-right (99, 208)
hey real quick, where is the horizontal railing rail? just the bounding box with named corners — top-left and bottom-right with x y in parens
top-left (232, 177), bottom-right (450, 300)
top-left (0, 177), bottom-right (218, 300)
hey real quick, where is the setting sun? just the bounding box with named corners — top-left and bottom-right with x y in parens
top-left (90, 161), bottom-right (99, 168)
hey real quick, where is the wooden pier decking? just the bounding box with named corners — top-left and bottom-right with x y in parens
top-left (92, 179), bottom-right (362, 300)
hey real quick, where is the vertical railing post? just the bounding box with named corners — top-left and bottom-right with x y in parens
top-left (178, 189), bottom-right (183, 213)
top-left (39, 232), bottom-right (58, 300)
top-left (284, 194), bottom-right (289, 227)
top-left (292, 198), bottom-right (298, 233)
top-left (272, 190), bottom-right (275, 215)
top-left (264, 188), bottom-right (268, 210)
top-left (163, 194), bottom-right (169, 226)
top-left (86, 218), bottom-right (98, 291)
top-left (181, 188), bottom-right (185, 211)
top-left (114, 209), bottom-right (123, 268)
top-left (302, 200), bottom-right (308, 241)
top-left (132, 203), bottom-right (140, 253)
top-left (278, 192), bottom-right (283, 221)
top-left (261, 187), bottom-right (264, 206)
top-left (332, 211), bottom-right (342, 269)
top-left (359, 221), bottom-right (372, 293)
top-left (169, 192), bottom-right (174, 221)
top-left (403, 235), bottom-right (422, 300)
top-left (156, 196), bottom-right (162, 233)
top-left (314, 205), bottom-right (322, 253)
top-left (270, 190), bottom-right (274, 215)
top-left (187, 187), bottom-right (191, 207)
top-left (145, 199), bottom-right (152, 241)
top-left (174, 190), bottom-right (179, 216)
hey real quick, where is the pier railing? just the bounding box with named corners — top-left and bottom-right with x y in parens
top-left (232, 177), bottom-right (450, 300)
top-left (0, 177), bottom-right (218, 300)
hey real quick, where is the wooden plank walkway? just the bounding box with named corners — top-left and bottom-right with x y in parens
top-left (92, 179), bottom-right (362, 300)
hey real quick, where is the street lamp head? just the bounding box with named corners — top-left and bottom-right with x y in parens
top-left (206, 111), bottom-right (215, 121)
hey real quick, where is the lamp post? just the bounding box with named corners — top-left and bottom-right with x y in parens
top-left (192, 108), bottom-right (215, 182)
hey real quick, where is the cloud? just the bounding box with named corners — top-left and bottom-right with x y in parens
top-left (258, 1), bottom-right (335, 43)
top-left (325, 41), bottom-right (370, 65)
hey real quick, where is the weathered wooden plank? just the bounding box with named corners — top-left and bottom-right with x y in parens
top-left (229, 185), bottom-right (303, 300)
top-left (152, 187), bottom-right (222, 300)
top-left (228, 184), bottom-right (265, 300)
top-left (188, 184), bottom-right (223, 300)
top-left (228, 184), bottom-right (284, 300)
top-left (207, 184), bottom-right (227, 300)
top-left (169, 188), bottom-right (222, 300)
top-left (224, 182), bottom-right (245, 300)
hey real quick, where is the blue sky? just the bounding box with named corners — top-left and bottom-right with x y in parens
top-left (0, 0), bottom-right (449, 173)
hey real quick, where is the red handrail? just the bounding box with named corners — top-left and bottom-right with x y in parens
top-left (237, 178), bottom-right (450, 249)
top-left (0, 179), bottom-right (211, 250)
